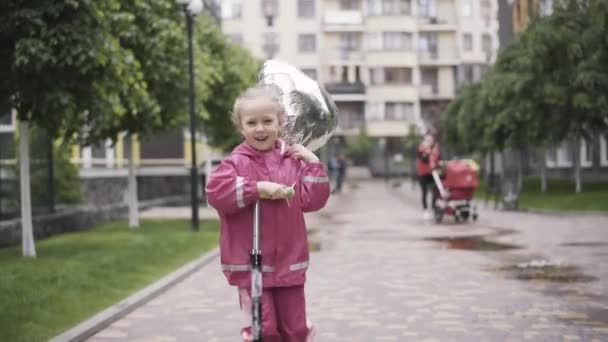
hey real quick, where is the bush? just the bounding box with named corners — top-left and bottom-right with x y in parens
top-left (346, 131), bottom-right (373, 166)
top-left (10, 126), bottom-right (82, 208)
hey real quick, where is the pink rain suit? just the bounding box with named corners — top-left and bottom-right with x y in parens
top-left (206, 140), bottom-right (330, 341)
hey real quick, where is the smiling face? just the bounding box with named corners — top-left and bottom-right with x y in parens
top-left (239, 98), bottom-right (283, 152)
top-left (422, 134), bottom-right (434, 147)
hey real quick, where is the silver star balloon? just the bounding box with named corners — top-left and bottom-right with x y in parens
top-left (258, 59), bottom-right (339, 152)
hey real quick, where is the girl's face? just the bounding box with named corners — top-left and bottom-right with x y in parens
top-left (240, 99), bottom-right (282, 152)
top-left (423, 135), bottom-right (434, 147)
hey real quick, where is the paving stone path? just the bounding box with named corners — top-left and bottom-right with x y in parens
top-left (89, 180), bottom-right (608, 341)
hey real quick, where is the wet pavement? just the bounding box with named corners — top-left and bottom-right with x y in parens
top-left (89, 178), bottom-right (608, 341)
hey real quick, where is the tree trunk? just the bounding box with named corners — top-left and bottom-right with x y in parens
top-left (19, 120), bottom-right (36, 257)
top-left (500, 149), bottom-right (521, 211)
top-left (573, 139), bottom-right (582, 193)
top-left (128, 134), bottom-right (139, 229)
top-left (539, 147), bottom-right (547, 193)
top-left (47, 132), bottom-right (55, 213)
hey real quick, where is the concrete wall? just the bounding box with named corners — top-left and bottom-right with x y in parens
top-left (0, 172), bottom-right (203, 246)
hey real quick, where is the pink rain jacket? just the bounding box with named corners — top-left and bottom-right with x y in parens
top-left (206, 140), bottom-right (330, 288)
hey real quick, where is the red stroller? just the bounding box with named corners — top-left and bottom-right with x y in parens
top-left (431, 159), bottom-right (479, 223)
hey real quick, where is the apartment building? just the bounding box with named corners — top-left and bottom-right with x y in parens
top-left (221, 0), bottom-right (498, 154)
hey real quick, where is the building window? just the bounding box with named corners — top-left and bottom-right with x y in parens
top-left (262, 32), bottom-right (279, 58)
top-left (462, 64), bottom-right (475, 84)
top-left (0, 110), bottom-right (15, 133)
top-left (382, 32), bottom-right (412, 50)
top-left (370, 67), bottom-right (412, 85)
top-left (340, 0), bottom-right (361, 10)
top-left (366, 32), bottom-right (382, 51)
top-left (382, 0), bottom-right (411, 15)
top-left (385, 102), bottom-right (414, 121)
top-left (301, 68), bottom-right (317, 80)
top-left (540, 0), bottom-right (554, 16)
top-left (298, 34), bottom-right (316, 52)
top-left (228, 33), bottom-right (243, 46)
top-left (421, 67), bottom-right (438, 92)
top-left (366, 102), bottom-right (385, 121)
top-left (463, 33), bottom-right (473, 51)
top-left (261, 0), bottom-right (279, 26)
top-left (366, 32), bottom-right (411, 51)
top-left (601, 135), bottom-right (608, 166)
top-left (580, 138), bottom-right (593, 168)
top-left (418, 0), bottom-right (437, 18)
top-left (340, 32), bottom-right (360, 51)
top-left (221, 0), bottom-right (243, 20)
top-left (461, 0), bottom-right (472, 17)
top-left (545, 147), bottom-right (556, 167)
top-left (298, 0), bottom-right (315, 17)
top-left (418, 33), bottom-right (438, 57)
top-left (367, 0), bottom-right (411, 15)
top-left (481, 0), bottom-right (492, 26)
top-left (556, 141), bottom-right (572, 167)
top-left (482, 34), bottom-right (493, 60)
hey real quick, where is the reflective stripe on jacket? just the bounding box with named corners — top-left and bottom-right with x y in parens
top-left (206, 140), bottom-right (330, 288)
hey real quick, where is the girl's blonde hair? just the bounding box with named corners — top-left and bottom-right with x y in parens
top-left (231, 85), bottom-right (286, 129)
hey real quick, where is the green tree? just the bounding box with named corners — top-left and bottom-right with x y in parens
top-left (442, 0), bottom-right (608, 206)
top-left (11, 127), bottom-right (81, 207)
top-left (195, 18), bottom-right (260, 151)
top-left (0, 0), bottom-right (190, 254)
top-left (345, 129), bottom-right (373, 166)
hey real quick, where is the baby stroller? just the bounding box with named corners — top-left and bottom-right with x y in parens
top-left (431, 159), bottom-right (479, 223)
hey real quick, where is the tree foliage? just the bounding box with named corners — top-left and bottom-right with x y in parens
top-left (195, 18), bottom-right (260, 151)
top-left (0, 1), bottom-right (259, 148)
top-left (442, 0), bottom-right (608, 154)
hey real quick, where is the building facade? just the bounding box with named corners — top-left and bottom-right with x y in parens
top-left (220, 0), bottom-right (498, 145)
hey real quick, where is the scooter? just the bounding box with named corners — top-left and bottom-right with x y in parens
top-left (251, 201), bottom-right (263, 342)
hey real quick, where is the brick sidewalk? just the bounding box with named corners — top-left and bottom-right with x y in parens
top-left (88, 179), bottom-right (608, 341)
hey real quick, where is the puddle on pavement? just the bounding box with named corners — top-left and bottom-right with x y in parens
top-left (424, 235), bottom-right (522, 251)
top-left (561, 241), bottom-right (608, 248)
top-left (568, 308), bottom-right (608, 328)
top-left (535, 288), bottom-right (608, 328)
top-left (490, 263), bottom-right (597, 283)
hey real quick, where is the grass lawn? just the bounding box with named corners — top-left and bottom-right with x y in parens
top-left (477, 177), bottom-right (608, 212)
top-left (0, 219), bottom-right (219, 342)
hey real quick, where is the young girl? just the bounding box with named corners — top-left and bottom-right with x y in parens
top-left (206, 85), bottom-right (330, 342)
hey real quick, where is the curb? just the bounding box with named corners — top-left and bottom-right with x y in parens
top-left (49, 247), bottom-right (220, 342)
top-left (512, 208), bottom-right (608, 217)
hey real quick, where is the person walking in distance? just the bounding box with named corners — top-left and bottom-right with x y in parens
top-left (416, 133), bottom-right (440, 219)
top-left (330, 151), bottom-right (346, 194)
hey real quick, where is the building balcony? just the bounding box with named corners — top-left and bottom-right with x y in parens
top-left (336, 118), bottom-right (365, 136)
top-left (366, 120), bottom-right (410, 137)
top-left (367, 84), bottom-right (418, 102)
top-left (324, 49), bottom-right (365, 63)
top-left (419, 84), bottom-right (453, 100)
top-left (324, 81), bottom-right (366, 95)
top-left (323, 10), bottom-right (364, 32)
top-left (418, 16), bottom-right (458, 31)
top-left (367, 51), bottom-right (417, 66)
top-left (417, 50), bottom-right (459, 65)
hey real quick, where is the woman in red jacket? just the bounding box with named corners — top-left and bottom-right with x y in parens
top-left (206, 85), bottom-right (330, 341)
top-left (416, 133), bottom-right (440, 219)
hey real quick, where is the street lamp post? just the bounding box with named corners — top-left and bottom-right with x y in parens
top-left (177, 0), bottom-right (203, 231)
